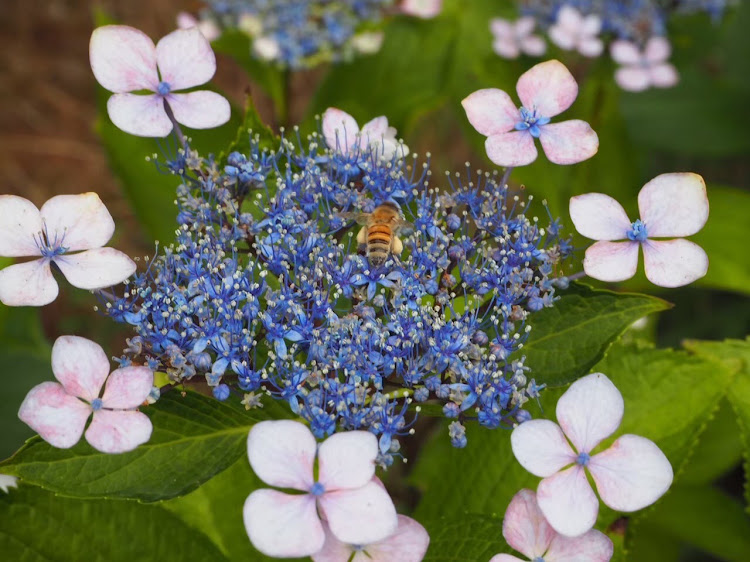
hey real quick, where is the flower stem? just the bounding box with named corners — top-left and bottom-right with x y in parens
top-left (163, 99), bottom-right (187, 150)
top-left (500, 166), bottom-right (513, 188)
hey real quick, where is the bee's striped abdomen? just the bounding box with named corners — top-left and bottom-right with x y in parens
top-left (366, 224), bottom-right (393, 266)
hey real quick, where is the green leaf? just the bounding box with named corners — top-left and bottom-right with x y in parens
top-left (524, 284), bottom-right (671, 387)
top-left (0, 485), bottom-right (228, 561)
top-left (224, 95), bottom-right (279, 157)
top-left (421, 513), bottom-right (507, 561)
top-left (0, 390), bottom-right (290, 502)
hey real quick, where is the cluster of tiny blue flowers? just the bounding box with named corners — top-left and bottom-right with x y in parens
top-left (101, 124), bottom-right (571, 459)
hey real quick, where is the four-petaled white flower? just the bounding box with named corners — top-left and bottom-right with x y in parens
top-left (0, 193), bottom-right (136, 307)
top-left (491, 489), bottom-right (613, 562)
top-left (569, 173), bottom-right (709, 287)
top-left (313, 515), bottom-right (430, 562)
top-left (490, 17), bottom-right (546, 60)
top-left (18, 336), bottom-right (154, 454)
top-left (611, 37), bottom-right (679, 93)
top-left (511, 373), bottom-right (673, 537)
top-left (243, 420), bottom-right (398, 558)
top-left (462, 60), bottom-right (599, 167)
top-left (323, 108), bottom-right (409, 161)
top-left (548, 6), bottom-right (604, 57)
top-left (90, 25), bottom-right (230, 137)
top-left (176, 11), bottom-right (221, 42)
top-left (401, 0), bottom-right (443, 19)
top-left (0, 474), bottom-right (18, 494)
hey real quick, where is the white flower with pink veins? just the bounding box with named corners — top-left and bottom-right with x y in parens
top-left (611, 37), bottom-right (679, 92)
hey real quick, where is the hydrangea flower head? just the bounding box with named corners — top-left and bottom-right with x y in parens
top-left (611, 37), bottom-right (678, 92)
top-left (569, 173), bottom-right (709, 287)
top-left (511, 373), bottom-right (673, 537)
top-left (18, 336), bottom-right (154, 454)
top-left (463, 60), bottom-right (599, 166)
top-left (0, 193), bottom-right (135, 306)
top-left (323, 107), bottom-right (409, 161)
top-left (90, 25), bottom-right (230, 137)
top-left (548, 5), bottom-right (604, 57)
top-left (491, 17), bottom-right (547, 59)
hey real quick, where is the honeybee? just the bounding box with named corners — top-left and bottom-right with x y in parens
top-left (341, 202), bottom-right (413, 266)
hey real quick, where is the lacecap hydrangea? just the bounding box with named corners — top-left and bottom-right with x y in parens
top-left (101, 117), bottom-right (572, 460)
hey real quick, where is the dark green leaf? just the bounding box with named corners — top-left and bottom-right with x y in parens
top-left (421, 513), bottom-right (507, 561)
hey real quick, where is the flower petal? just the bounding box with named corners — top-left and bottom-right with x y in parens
top-left (638, 173), bottom-right (708, 237)
top-left (490, 18), bottom-right (514, 38)
top-left (18, 382), bottom-right (91, 449)
top-left (323, 108), bottom-right (360, 153)
top-left (244, 490), bottom-right (325, 558)
top-left (319, 480), bottom-right (398, 545)
top-left (360, 116), bottom-right (389, 142)
top-left (517, 60), bottom-right (579, 118)
top-left (520, 35), bottom-right (546, 57)
top-left (107, 93), bottom-right (173, 137)
top-left (502, 489), bottom-right (555, 558)
top-left (583, 241), bottom-right (639, 282)
top-left (557, 5), bottom-right (583, 31)
top-left (539, 120), bottom-right (598, 165)
top-left (101, 366), bottom-right (154, 409)
top-left (54, 248), bottom-right (136, 290)
top-left (89, 25), bottom-right (158, 93)
top-left (615, 67), bottom-right (650, 92)
top-left (511, 419), bottom-right (576, 477)
top-left (312, 521), bottom-right (354, 562)
top-left (85, 409), bottom-right (152, 453)
top-left (515, 17), bottom-right (536, 37)
top-left (569, 193), bottom-right (631, 241)
top-left (0, 195), bottom-right (42, 257)
top-left (610, 41), bottom-right (641, 65)
top-left (360, 515), bottom-right (430, 562)
top-left (52, 335), bottom-right (110, 401)
top-left (39, 193), bottom-right (115, 252)
top-left (166, 91), bottom-right (231, 129)
top-left (642, 239), bottom-right (708, 288)
top-left (0, 260), bottom-right (58, 307)
top-left (650, 64), bottom-right (679, 89)
top-left (318, 430), bottom-right (378, 491)
top-left (537, 465), bottom-right (599, 537)
top-left (545, 528), bottom-right (614, 562)
top-left (581, 15), bottom-right (602, 36)
top-left (589, 434), bottom-right (673, 512)
top-left (246, 420), bottom-right (316, 490)
top-left (549, 26), bottom-right (576, 50)
top-left (155, 28), bottom-right (216, 90)
top-left (490, 556), bottom-right (526, 562)
top-left (485, 131), bottom-right (538, 167)
top-left (462, 89), bottom-right (519, 136)
top-left (578, 37), bottom-right (604, 58)
top-left (644, 37), bottom-right (671, 64)
top-left (556, 373), bottom-right (624, 454)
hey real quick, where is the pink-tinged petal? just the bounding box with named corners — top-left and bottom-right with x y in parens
top-left (493, 38), bottom-right (521, 59)
top-left (323, 108), bottom-right (360, 153)
top-left (54, 248), bottom-right (136, 290)
top-left (610, 40), bottom-right (641, 65)
top-left (615, 67), bottom-right (650, 92)
top-left (490, 19), bottom-right (514, 38)
top-left (51, 335), bottom-right (110, 401)
top-left (176, 11), bottom-right (198, 30)
top-left (318, 431), bottom-right (377, 491)
top-left (39, 193), bottom-right (115, 252)
top-left (638, 173), bottom-right (708, 238)
top-left (650, 64), bottom-right (679, 89)
top-left (517, 60), bottom-right (578, 118)
top-left (521, 35), bottom-right (546, 57)
top-left (581, 14), bottom-right (602, 36)
top-left (486, 131), bottom-right (538, 167)
top-left (539, 120), bottom-right (599, 165)
top-left (557, 6), bottom-right (583, 31)
top-left (244, 490), bottom-right (324, 558)
top-left (319, 480), bottom-right (398, 545)
top-left (0, 195), bottom-right (42, 257)
top-left (502, 489), bottom-right (555, 558)
top-left (515, 17), bottom-right (536, 37)
top-left (360, 515), bottom-right (430, 562)
top-left (644, 37), bottom-right (671, 64)
top-left (155, 28), bottom-right (216, 90)
top-left (589, 434), bottom-right (673, 512)
top-left (556, 373), bottom-right (624, 454)
top-left (578, 37), bottom-right (604, 58)
top-left (18, 382), bottom-right (91, 449)
top-left (0, 260), bottom-right (58, 307)
top-left (107, 93), bottom-right (172, 137)
top-left (511, 419), bottom-right (576, 477)
top-left (490, 556), bottom-right (526, 562)
top-left (545, 528), bottom-right (614, 562)
top-left (246, 420), bottom-right (316, 490)
top-left (462, 89), bottom-right (519, 136)
top-left (360, 116), bottom-right (389, 142)
top-left (569, 193), bottom-right (631, 241)
top-left (85, 409), bottom-right (152, 453)
top-left (642, 239), bottom-right (708, 288)
top-left (312, 521), bottom-right (353, 562)
top-left (166, 91), bottom-right (231, 129)
top-left (583, 241), bottom-right (639, 282)
top-left (548, 25), bottom-right (576, 51)
top-left (89, 25), bottom-right (158, 93)
top-left (101, 366), bottom-right (154, 409)
top-left (537, 466), bottom-right (599, 537)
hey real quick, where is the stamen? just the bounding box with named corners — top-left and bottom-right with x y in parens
top-left (310, 482), bottom-right (326, 496)
top-left (514, 106), bottom-right (551, 138)
top-left (157, 81), bottom-right (172, 96)
top-left (576, 452), bottom-right (590, 466)
top-left (626, 219), bottom-right (648, 242)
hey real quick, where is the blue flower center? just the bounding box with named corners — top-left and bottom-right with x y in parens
top-left (576, 452), bottom-right (590, 466)
top-left (310, 482), bottom-right (326, 496)
top-left (627, 219), bottom-right (649, 242)
top-left (533, 558), bottom-right (546, 562)
top-left (157, 81), bottom-right (172, 96)
top-left (515, 107), bottom-right (550, 138)
top-left (35, 225), bottom-right (68, 259)
top-left (91, 398), bottom-right (103, 411)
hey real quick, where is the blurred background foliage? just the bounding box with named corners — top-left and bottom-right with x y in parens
top-left (0, 0), bottom-right (748, 560)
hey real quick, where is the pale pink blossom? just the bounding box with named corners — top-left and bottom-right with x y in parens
top-left (176, 11), bottom-right (221, 42)
top-left (243, 420), bottom-right (398, 558)
top-left (0, 193), bottom-right (136, 307)
top-left (90, 25), bottom-right (230, 137)
top-left (490, 17), bottom-right (546, 59)
top-left (569, 173), bottom-right (709, 287)
top-left (323, 108), bottom-right (409, 160)
top-left (313, 515), bottom-right (429, 562)
top-left (401, 0), bottom-right (443, 19)
top-left (611, 37), bottom-right (679, 92)
top-left (511, 373), bottom-right (673, 537)
top-left (491, 489), bottom-right (613, 562)
top-left (548, 6), bottom-right (603, 57)
top-left (462, 60), bottom-right (598, 167)
top-left (18, 336), bottom-right (154, 454)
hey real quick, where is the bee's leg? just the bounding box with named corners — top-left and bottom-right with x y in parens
top-left (357, 226), bottom-right (368, 246)
top-left (391, 236), bottom-right (403, 255)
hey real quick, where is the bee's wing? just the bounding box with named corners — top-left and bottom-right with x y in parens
top-left (393, 217), bottom-right (415, 235)
top-left (338, 211), bottom-right (370, 226)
